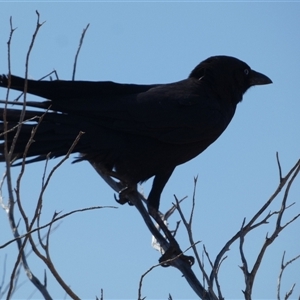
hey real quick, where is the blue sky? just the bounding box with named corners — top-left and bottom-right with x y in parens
top-left (0, 2), bottom-right (299, 299)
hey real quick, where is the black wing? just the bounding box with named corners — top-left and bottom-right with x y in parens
top-left (1, 75), bottom-right (232, 146)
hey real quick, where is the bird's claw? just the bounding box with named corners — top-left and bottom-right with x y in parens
top-left (158, 245), bottom-right (195, 267)
top-left (114, 186), bottom-right (134, 206)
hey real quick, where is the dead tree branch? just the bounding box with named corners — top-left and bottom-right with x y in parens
top-left (3, 12), bottom-right (53, 300)
top-left (239, 156), bottom-right (300, 299)
top-left (72, 23), bottom-right (90, 80)
top-left (277, 251), bottom-right (300, 300)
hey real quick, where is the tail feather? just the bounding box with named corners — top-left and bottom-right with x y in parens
top-left (0, 73), bottom-right (153, 166)
top-left (0, 107), bottom-right (85, 164)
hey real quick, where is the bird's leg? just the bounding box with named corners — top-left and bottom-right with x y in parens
top-left (93, 163), bottom-right (193, 266)
top-left (90, 161), bottom-right (125, 192)
top-left (147, 172), bottom-right (194, 266)
top-left (102, 171), bottom-right (136, 206)
top-left (101, 171), bottom-right (136, 205)
top-left (90, 161), bottom-right (135, 206)
top-left (148, 205), bottom-right (194, 267)
top-left (114, 184), bottom-right (136, 206)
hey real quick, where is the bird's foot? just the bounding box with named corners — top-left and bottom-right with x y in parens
top-left (114, 185), bottom-right (135, 206)
top-left (159, 244), bottom-right (195, 267)
top-left (147, 205), bottom-right (195, 267)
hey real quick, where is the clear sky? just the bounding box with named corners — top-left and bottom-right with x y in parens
top-left (0, 2), bottom-right (299, 300)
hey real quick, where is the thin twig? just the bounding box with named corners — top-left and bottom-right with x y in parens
top-left (277, 251), bottom-right (300, 300)
top-left (0, 206), bottom-right (115, 249)
top-left (174, 194), bottom-right (211, 288)
top-left (138, 243), bottom-right (200, 300)
top-left (210, 156), bottom-right (300, 288)
top-left (240, 158), bottom-right (300, 298)
top-left (72, 23), bottom-right (90, 80)
top-left (276, 152), bottom-right (283, 181)
top-left (5, 12), bottom-right (52, 300)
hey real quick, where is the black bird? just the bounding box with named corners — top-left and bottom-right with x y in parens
top-left (0, 56), bottom-right (272, 214)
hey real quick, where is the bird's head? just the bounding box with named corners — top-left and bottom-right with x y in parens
top-left (189, 55), bottom-right (272, 104)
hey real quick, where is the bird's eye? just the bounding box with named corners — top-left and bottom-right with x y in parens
top-left (244, 69), bottom-right (250, 75)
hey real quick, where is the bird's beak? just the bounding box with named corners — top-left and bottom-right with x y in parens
top-left (249, 70), bottom-right (272, 86)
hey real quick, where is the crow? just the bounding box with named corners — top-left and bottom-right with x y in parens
top-left (0, 55), bottom-right (272, 216)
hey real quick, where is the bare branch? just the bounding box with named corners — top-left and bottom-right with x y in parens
top-left (175, 192), bottom-right (209, 283)
top-left (39, 69), bottom-right (59, 81)
top-left (138, 262), bottom-right (162, 300)
top-left (1, 206), bottom-right (114, 250)
top-left (3, 12), bottom-right (52, 300)
top-left (211, 156), bottom-right (300, 291)
top-left (0, 116), bottom-right (40, 138)
top-left (188, 175), bottom-right (198, 226)
top-left (138, 243), bottom-right (201, 300)
top-left (72, 23), bottom-right (90, 80)
top-left (277, 251), bottom-right (300, 300)
top-left (238, 158), bottom-right (300, 299)
top-left (276, 152), bottom-right (283, 181)
top-left (174, 195), bottom-right (219, 299)
top-left (0, 254), bottom-right (7, 297)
